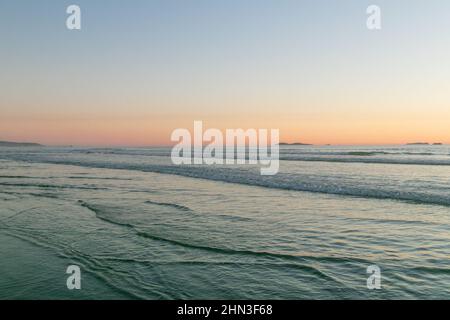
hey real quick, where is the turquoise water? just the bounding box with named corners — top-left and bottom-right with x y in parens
top-left (0, 145), bottom-right (449, 299)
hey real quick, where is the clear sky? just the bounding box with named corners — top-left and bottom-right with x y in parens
top-left (1, 0), bottom-right (449, 146)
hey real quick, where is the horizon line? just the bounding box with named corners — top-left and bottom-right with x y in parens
top-left (1, 140), bottom-right (448, 148)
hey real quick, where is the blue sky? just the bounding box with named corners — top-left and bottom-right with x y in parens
top-left (1, 0), bottom-right (449, 145)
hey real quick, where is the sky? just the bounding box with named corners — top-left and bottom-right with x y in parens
top-left (1, 0), bottom-right (450, 146)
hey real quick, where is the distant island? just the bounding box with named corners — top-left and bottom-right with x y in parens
top-left (0, 141), bottom-right (43, 147)
top-left (406, 142), bottom-right (430, 145)
top-left (406, 142), bottom-right (444, 146)
top-left (278, 142), bottom-right (313, 146)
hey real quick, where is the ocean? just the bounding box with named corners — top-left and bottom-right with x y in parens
top-left (0, 145), bottom-right (449, 299)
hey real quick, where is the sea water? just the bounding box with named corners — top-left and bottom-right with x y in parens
top-left (0, 145), bottom-right (449, 299)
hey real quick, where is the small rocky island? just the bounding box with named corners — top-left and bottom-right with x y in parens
top-left (406, 142), bottom-right (430, 145)
top-left (0, 141), bottom-right (43, 147)
top-left (278, 142), bottom-right (313, 146)
top-left (406, 142), bottom-right (444, 146)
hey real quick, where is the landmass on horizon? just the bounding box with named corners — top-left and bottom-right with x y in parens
top-left (278, 142), bottom-right (313, 146)
top-left (0, 141), bottom-right (43, 147)
top-left (406, 142), bottom-right (444, 146)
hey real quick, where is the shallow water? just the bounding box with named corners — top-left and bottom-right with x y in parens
top-left (0, 145), bottom-right (449, 299)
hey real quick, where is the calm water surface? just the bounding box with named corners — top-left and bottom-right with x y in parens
top-left (0, 145), bottom-right (449, 299)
